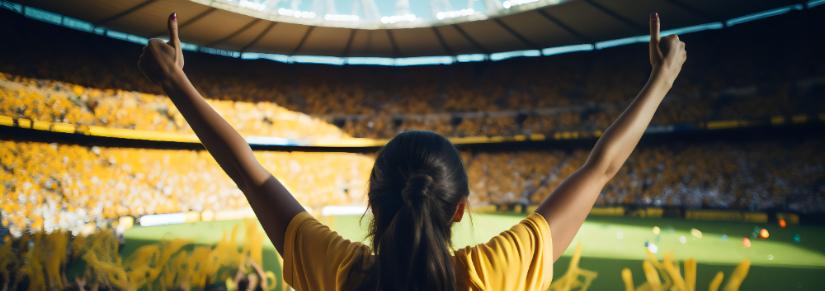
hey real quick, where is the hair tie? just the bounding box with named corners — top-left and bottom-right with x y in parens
top-left (401, 174), bottom-right (433, 206)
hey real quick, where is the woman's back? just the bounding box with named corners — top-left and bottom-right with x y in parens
top-left (283, 211), bottom-right (553, 291)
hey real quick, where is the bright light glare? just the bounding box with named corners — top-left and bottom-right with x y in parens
top-left (238, 0), bottom-right (266, 11)
top-left (502, 0), bottom-right (540, 9)
top-left (381, 14), bottom-right (418, 24)
top-left (436, 9), bottom-right (477, 20)
top-left (277, 8), bottom-right (316, 19)
top-left (325, 14), bottom-right (360, 22)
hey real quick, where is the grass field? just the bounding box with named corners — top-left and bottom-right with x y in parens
top-left (123, 213), bottom-right (825, 290)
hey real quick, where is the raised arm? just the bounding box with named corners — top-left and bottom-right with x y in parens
top-left (535, 13), bottom-right (686, 261)
top-left (137, 13), bottom-right (304, 254)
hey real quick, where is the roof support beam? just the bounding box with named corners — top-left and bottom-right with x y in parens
top-left (431, 27), bottom-right (454, 56)
top-left (535, 10), bottom-right (591, 43)
top-left (94, 0), bottom-right (156, 26)
top-left (290, 26), bottom-right (315, 55)
top-left (584, 0), bottom-right (647, 34)
top-left (340, 29), bottom-right (357, 57)
top-left (493, 18), bottom-right (540, 50)
top-left (205, 19), bottom-right (260, 47)
top-left (452, 24), bottom-right (488, 54)
top-left (240, 22), bottom-right (276, 52)
top-left (385, 30), bottom-right (401, 57)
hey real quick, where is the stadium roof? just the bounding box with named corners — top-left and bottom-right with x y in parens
top-left (11, 0), bottom-right (819, 59)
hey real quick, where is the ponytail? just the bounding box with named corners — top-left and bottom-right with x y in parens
top-left (355, 131), bottom-right (468, 291)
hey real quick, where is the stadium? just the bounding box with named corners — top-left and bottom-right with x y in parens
top-left (1, 0), bottom-right (824, 290)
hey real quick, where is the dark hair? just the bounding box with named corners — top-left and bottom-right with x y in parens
top-left (354, 130), bottom-right (469, 291)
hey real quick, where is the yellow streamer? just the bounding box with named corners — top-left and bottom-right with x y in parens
top-left (709, 272), bottom-right (725, 291)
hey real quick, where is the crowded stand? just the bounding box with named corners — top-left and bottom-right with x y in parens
top-left (1, 8), bottom-right (823, 139)
top-left (0, 140), bottom-right (373, 236)
top-left (0, 73), bottom-right (349, 141)
top-left (2, 139), bottom-right (823, 235)
top-left (468, 141), bottom-right (825, 214)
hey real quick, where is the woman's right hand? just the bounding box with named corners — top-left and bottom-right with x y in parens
top-left (649, 13), bottom-right (687, 85)
top-left (138, 12), bottom-right (184, 84)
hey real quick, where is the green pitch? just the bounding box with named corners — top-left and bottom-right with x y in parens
top-left (123, 213), bottom-right (825, 290)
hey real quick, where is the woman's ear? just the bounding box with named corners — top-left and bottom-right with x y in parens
top-left (452, 198), bottom-right (467, 222)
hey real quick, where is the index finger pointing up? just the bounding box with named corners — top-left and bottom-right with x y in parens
top-left (649, 12), bottom-right (660, 64)
top-left (167, 12), bottom-right (181, 51)
top-left (650, 12), bottom-right (660, 43)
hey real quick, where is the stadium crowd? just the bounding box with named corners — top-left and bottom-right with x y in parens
top-left (466, 141), bottom-right (825, 214)
top-left (0, 73), bottom-right (349, 141)
top-left (2, 140), bottom-right (822, 235)
top-left (1, 8), bottom-right (823, 139)
top-left (0, 141), bottom-right (373, 236)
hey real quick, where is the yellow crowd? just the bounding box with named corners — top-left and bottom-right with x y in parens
top-left (467, 141), bottom-right (825, 213)
top-left (3, 66), bottom-right (820, 140)
top-left (0, 73), bottom-right (349, 141)
top-left (0, 140), bottom-right (374, 236)
top-left (3, 139), bottom-right (822, 235)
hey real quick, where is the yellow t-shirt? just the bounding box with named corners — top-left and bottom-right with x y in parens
top-left (283, 212), bottom-right (553, 291)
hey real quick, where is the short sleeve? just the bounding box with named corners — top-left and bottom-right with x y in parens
top-left (283, 212), bottom-right (371, 291)
top-left (455, 213), bottom-right (553, 291)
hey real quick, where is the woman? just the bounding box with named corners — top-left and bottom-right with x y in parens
top-left (138, 12), bottom-right (685, 291)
